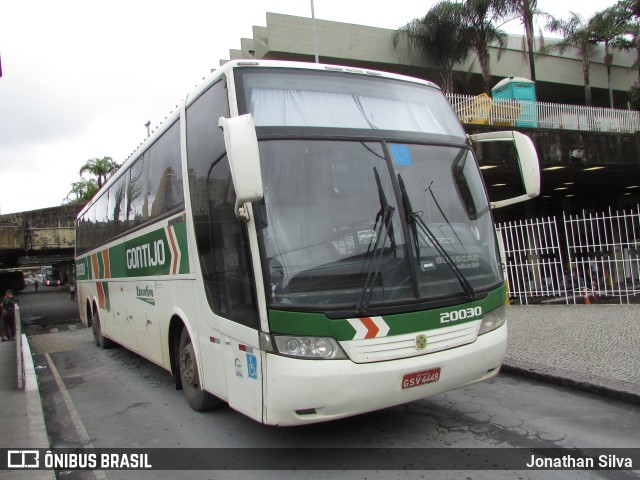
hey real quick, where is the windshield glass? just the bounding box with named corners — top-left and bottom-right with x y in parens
top-left (238, 68), bottom-right (465, 137)
top-left (258, 140), bottom-right (501, 312)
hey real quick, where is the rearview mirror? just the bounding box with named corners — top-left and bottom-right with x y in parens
top-left (468, 131), bottom-right (540, 209)
top-left (218, 114), bottom-right (264, 218)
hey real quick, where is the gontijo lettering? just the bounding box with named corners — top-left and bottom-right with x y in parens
top-left (126, 241), bottom-right (166, 270)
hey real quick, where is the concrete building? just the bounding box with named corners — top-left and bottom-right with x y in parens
top-left (226, 13), bottom-right (640, 221)
top-left (228, 13), bottom-right (636, 108)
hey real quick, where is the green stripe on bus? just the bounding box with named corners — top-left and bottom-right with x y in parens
top-left (268, 284), bottom-right (506, 340)
top-left (76, 216), bottom-right (190, 280)
top-left (109, 244), bottom-right (127, 278)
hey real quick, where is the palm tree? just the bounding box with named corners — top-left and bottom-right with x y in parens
top-left (79, 156), bottom-right (120, 188)
top-left (393, 1), bottom-right (472, 94)
top-left (624, 19), bottom-right (640, 76)
top-left (64, 178), bottom-right (99, 204)
top-left (590, 5), bottom-right (632, 108)
top-left (545, 13), bottom-right (598, 106)
top-left (464, 0), bottom-right (509, 95)
top-left (503, 0), bottom-right (545, 82)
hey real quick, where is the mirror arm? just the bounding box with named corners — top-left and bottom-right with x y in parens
top-left (237, 204), bottom-right (251, 221)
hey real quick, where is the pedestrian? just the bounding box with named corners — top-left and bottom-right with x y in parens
top-left (34, 279), bottom-right (39, 292)
top-left (70, 283), bottom-right (76, 301)
top-left (1, 289), bottom-right (17, 341)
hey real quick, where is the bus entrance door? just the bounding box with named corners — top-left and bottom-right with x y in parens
top-left (220, 321), bottom-right (263, 422)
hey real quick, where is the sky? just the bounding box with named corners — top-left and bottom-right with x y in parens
top-left (0, 0), bottom-right (611, 215)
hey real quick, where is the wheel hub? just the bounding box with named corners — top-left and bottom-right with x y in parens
top-left (180, 343), bottom-right (197, 386)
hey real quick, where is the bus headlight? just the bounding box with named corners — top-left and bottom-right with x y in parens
top-left (271, 335), bottom-right (347, 360)
top-left (478, 305), bottom-right (506, 335)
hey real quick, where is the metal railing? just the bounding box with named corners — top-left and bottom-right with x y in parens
top-left (447, 93), bottom-right (640, 133)
top-left (497, 206), bottom-right (640, 304)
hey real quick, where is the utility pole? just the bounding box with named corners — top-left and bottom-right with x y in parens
top-left (310, 0), bottom-right (319, 63)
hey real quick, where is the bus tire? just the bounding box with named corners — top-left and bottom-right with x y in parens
top-left (178, 328), bottom-right (223, 412)
top-left (92, 311), bottom-right (114, 349)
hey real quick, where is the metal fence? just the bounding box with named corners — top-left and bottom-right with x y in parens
top-left (447, 93), bottom-right (640, 133)
top-left (497, 206), bottom-right (640, 304)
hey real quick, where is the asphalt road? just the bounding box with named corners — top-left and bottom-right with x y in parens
top-left (21, 289), bottom-right (640, 480)
top-left (19, 284), bottom-right (79, 334)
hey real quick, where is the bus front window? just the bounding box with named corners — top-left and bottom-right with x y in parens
top-left (258, 140), bottom-right (502, 313)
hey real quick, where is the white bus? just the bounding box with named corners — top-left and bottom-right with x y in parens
top-left (75, 60), bottom-right (539, 426)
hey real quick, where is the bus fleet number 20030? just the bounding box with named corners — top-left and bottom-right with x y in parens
top-left (440, 306), bottom-right (482, 323)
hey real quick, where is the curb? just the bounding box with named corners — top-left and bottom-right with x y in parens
top-left (502, 359), bottom-right (640, 406)
top-left (22, 334), bottom-right (56, 480)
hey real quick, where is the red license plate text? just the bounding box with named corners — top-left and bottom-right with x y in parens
top-left (402, 367), bottom-right (441, 389)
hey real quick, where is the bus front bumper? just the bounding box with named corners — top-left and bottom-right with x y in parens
top-left (262, 322), bottom-right (507, 426)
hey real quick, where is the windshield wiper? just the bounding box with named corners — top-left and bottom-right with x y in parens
top-left (398, 174), bottom-right (476, 300)
top-left (355, 167), bottom-right (395, 315)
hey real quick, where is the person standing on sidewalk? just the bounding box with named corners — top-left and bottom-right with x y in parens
top-left (69, 283), bottom-right (76, 301)
top-left (1, 289), bottom-right (16, 341)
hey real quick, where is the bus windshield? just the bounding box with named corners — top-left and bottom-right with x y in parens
top-left (258, 139), bottom-right (502, 312)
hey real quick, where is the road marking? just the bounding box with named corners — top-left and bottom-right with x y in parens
top-left (45, 353), bottom-right (107, 480)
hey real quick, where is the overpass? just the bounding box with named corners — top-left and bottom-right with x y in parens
top-left (0, 203), bottom-right (84, 282)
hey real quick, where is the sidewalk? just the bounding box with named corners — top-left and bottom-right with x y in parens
top-left (502, 304), bottom-right (640, 404)
top-left (0, 334), bottom-right (54, 479)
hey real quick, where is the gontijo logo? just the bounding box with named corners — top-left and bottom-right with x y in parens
top-left (126, 240), bottom-right (166, 270)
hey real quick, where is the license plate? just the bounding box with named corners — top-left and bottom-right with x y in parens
top-left (402, 367), bottom-right (441, 389)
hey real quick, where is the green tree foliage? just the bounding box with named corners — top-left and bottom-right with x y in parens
top-left (544, 12), bottom-right (598, 106)
top-left (65, 156), bottom-right (121, 205)
top-left (79, 156), bottom-right (120, 188)
top-left (589, 4), bottom-right (633, 107)
top-left (64, 178), bottom-right (99, 205)
top-left (628, 79), bottom-right (640, 109)
top-left (393, 1), bottom-right (472, 94)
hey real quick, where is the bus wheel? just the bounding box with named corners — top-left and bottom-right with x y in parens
top-left (178, 328), bottom-right (223, 411)
top-left (92, 311), bottom-right (114, 349)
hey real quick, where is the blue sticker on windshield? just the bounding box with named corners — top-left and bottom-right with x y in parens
top-left (390, 144), bottom-right (413, 166)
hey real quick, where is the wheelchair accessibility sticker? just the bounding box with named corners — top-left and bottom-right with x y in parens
top-left (246, 353), bottom-right (258, 380)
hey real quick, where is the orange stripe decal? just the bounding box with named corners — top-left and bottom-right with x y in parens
top-left (360, 317), bottom-right (380, 339)
top-left (102, 249), bottom-right (111, 279)
top-left (91, 254), bottom-right (100, 280)
top-left (96, 282), bottom-right (105, 309)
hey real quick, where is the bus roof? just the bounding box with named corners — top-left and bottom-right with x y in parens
top-left (78, 60), bottom-right (442, 219)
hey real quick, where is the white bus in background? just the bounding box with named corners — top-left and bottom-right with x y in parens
top-left (75, 60), bottom-right (539, 426)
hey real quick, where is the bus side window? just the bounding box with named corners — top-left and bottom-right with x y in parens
top-left (127, 153), bottom-right (149, 227)
top-left (148, 121), bottom-right (183, 218)
top-left (205, 157), bottom-right (258, 328)
top-left (108, 174), bottom-right (127, 238)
